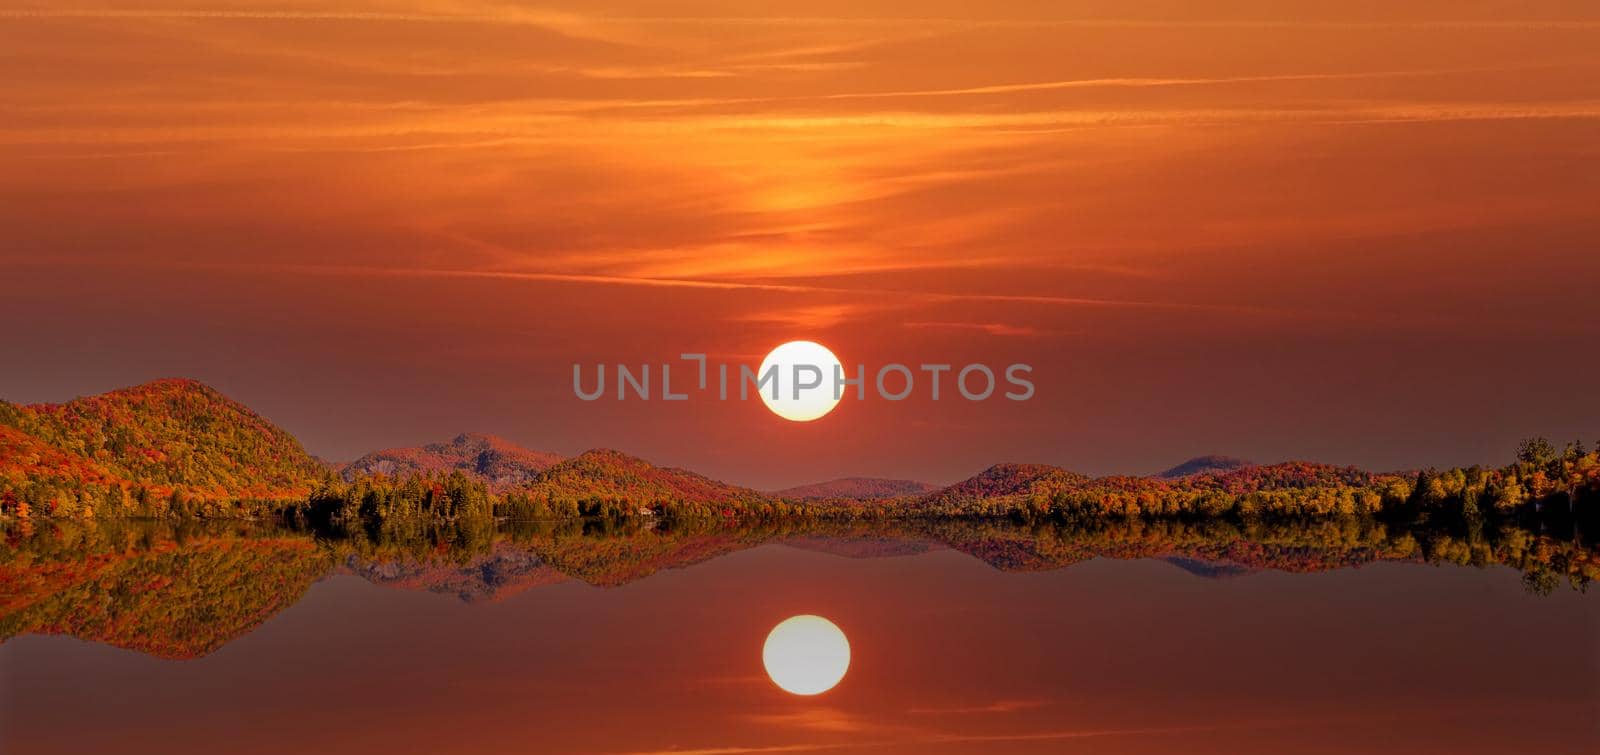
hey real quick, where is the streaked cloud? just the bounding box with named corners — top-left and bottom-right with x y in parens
top-left (907, 697), bottom-right (1049, 714)
top-left (902, 322), bottom-right (1045, 337)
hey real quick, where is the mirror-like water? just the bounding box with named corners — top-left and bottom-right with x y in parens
top-left (3, 519), bottom-right (1596, 754)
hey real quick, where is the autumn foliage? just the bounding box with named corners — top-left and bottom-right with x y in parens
top-left (4, 515), bottom-right (1596, 659)
top-left (0, 379), bottom-right (324, 518)
top-left (0, 380), bottom-right (1595, 536)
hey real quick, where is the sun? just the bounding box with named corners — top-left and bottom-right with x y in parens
top-left (757, 341), bottom-right (843, 422)
top-left (762, 615), bottom-right (851, 695)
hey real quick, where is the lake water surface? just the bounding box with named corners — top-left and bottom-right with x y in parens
top-left (3, 520), bottom-right (1596, 753)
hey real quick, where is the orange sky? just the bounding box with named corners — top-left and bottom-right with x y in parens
top-left (2, 1), bottom-right (1597, 487)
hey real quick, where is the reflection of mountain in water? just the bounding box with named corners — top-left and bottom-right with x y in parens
top-left (339, 543), bottom-right (568, 603)
top-left (2, 517), bottom-right (1594, 659)
top-left (780, 537), bottom-right (941, 560)
top-left (1160, 556), bottom-right (1258, 579)
top-left (0, 525), bottom-right (331, 659)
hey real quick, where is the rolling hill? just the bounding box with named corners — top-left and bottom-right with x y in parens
top-left (1158, 455), bottom-right (1254, 479)
top-left (520, 449), bottom-right (769, 505)
top-left (773, 477), bottom-right (937, 500)
top-left (0, 378), bottom-right (324, 513)
top-left (917, 463), bottom-right (1091, 509)
top-left (342, 432), bottom-right (561, 493)
top-left (2, 378), bottom-right (1591, 528)
top-left (1184, 461), bottom-right (1382, 493)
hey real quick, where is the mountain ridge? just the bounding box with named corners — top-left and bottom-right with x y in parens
top-left (519, 448), bottom-right (768, 506)
top-left (773, 477), bottom-right (938, 500)
top-left (917, 463), bottom-right (1092, 509)
top-left (4, 379), bottom-right (1592, 526)
top-left (341, 432), bottom-right (562, 493)
top-left (0, 378), bottom-right (323, 514)
top-left (1158, 455), bottom-right (1255, 479)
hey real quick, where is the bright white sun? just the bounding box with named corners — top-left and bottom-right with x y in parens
top-left (762, 615), bottom-right (851, 696)
top-left (757, 340), bottom-right (843, 422)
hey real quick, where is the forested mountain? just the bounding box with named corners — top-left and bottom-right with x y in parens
top-left (1158, 455), bottom-right (1254, 478)
top-left (0, 379), bottom-right (1594, 532)
top-left (342, 432), bottom-right (561, 493)
top-left (0, 379), bottom-right (324, 516)
top-left (917, 463), bottom-right (1091, 510)
top-left (912, 451), bottom-right (1598, 523)
top-left (517, 449), bottom-right (768, 508)
top-left (773, 477), bottom-right (937, 500)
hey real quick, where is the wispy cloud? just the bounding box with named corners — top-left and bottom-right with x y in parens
top-left (907, 698), bottom-right (1049, 714)
top-left (6, 9), bottom-right (1598, 31)
top-left (7, 102), bottom-right (1598, 148)
top-left (902, 321), bottom-right (1044, 337)
top-left (4, 0), bottom-right (1594, 357)
top-left (737, 304), bottom-right (881, 330)
top-left (7, 257), bottom-right (1504, 332)
top-left (645, 64), bottom-right (1581, 106)
top-left (161, 261), bottom-right (1300, 318)
top-left (744, 708), bottom-right (879, 734)
top-left (608, 714), bottom-right (1369, 755)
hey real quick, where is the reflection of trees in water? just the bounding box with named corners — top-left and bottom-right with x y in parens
top-left (2, 515), bottom-right (1594, 659)
top-left (0, 519), bottom-right (330, 658)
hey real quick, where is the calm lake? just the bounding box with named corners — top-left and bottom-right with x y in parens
top-left (2, 519), bottom-right (1597, 754)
